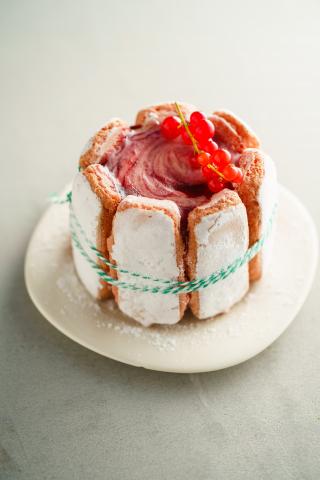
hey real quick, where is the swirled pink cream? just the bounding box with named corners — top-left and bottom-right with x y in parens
top-left (106, 125), bottom-right (211, 222)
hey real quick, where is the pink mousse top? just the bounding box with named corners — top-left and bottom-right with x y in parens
top-left (106, 125), bottom-right (211, 220)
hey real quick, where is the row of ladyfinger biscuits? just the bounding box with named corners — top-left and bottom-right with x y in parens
top-left (71, 104), bottom-right (277, 326)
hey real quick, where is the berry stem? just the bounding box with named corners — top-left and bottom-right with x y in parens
top-left (173, 102), bottom-right (241, 186)
top-left (175, 102), bottom-right (200, 154)
top-left (207, 163), bottom-right (225, 180)
top-left (175, 102), bottom-right (226, 180)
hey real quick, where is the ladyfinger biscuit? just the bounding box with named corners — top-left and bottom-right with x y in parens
top-left (209, 111), bottom-right (260, 152)
top-left (235, 149), bottom-right (278, 281)
top-left (108, 195), bottom-right (187, 326)
top-left (135, 102), bottom-right (196, 126)
top-left (187, 190), bottom-right (249, 319)
top-left (79, 119), bottom-right (128, 170)
top-left (72, 164), bottom-right (122, 299)
top-left (214, 110), bottom-right (260, 149)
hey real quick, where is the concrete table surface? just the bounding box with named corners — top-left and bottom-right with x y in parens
top-left (1, 1), bottom-right (319, 479)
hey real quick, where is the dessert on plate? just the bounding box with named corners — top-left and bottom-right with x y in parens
top-left (71, 102), bottom-right (277, 326)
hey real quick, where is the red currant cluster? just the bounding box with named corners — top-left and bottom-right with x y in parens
top-left (160, 106), bottom-right (243, 193)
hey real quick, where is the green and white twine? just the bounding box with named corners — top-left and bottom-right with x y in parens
top-left (49, 191), bottom-right (73, 205)
top-left (51, 191), bottom-right (277, 294)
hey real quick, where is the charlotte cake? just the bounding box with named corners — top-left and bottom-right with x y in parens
top-left (71, 102), bottom-right (277, 326)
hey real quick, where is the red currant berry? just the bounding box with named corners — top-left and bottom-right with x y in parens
top-left (193, 119), bottom-right (215, 142)
top-left (232, 168), bottom-right (244, 184)
top-left (197, 152), bottom-right (211, 166)
top-left (161, 116), bottom-right (182, 139)
top-left (199, 139), bottom-right (218, 155)
top-left (212, 149), bottom-right (231, 169)
top-left (202, 165), bottom-right (215, 181)
top-left (180, 127), bottom-right (193, 145)
top-left (208, 176), bottom-right (225, 193)
top-left (222, 164), bottom-right (239, 181)
top-left (189, 155), bottom-right (200, 169)
top-left (190, 111), bottom-right (207, 126)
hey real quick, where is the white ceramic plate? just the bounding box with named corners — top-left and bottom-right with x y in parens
top-left (25, 186), bottom-right (318, 373)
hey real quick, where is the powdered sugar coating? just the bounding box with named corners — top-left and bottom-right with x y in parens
top-left (110, 196), bottom-right (181, 326)
top-left (193, 195), bottom-right (249, 318)
top-left (71, 172), bottom-right (101, 297)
